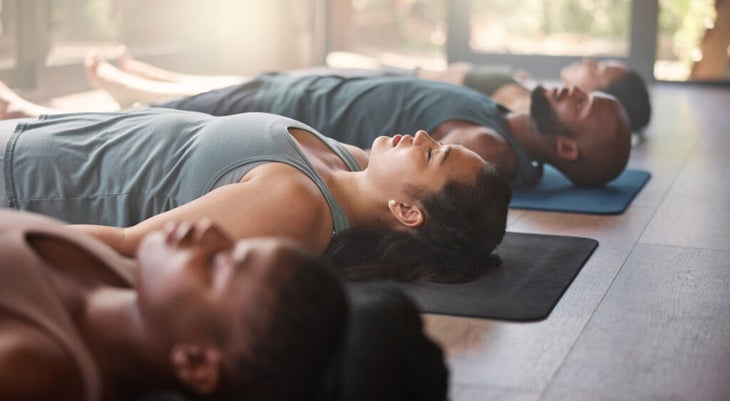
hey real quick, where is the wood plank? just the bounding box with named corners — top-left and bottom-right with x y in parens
top-left (450, 384), bottom-right (539, 401)
top-left (640, 198), bottom-right (730, 251)
top-left (540, 244), bottom-right (730, 401)
top-left (507, 207), bottom-right (655, 251)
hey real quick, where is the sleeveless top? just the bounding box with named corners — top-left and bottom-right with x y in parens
top-left (252, 74), bottom-right (542, 187)
top-left (0, 210), bottom-right (135, 401)
top-left (3, 109), bottom-right (361, 231)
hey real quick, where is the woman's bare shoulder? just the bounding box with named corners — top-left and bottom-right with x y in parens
top-left (0, 317), bottom-right (84, 401)
top-left (242, 164), bottom-right (335, 251)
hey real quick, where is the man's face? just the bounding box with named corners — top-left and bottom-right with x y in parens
top-left (530, 85), bottom-right (573, 137)
top-left (530, 85), bottom-right (622, 143)
top-left (560, 59), bottom-right (628, 92)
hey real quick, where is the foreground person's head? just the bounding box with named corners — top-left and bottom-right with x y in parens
top-left (327, 131), bottom-right (511, 283)
top-left (136, 221), bottom-right (348, 400)
top-left (530, 85), bottom-right (632, 186)
top-left (560, 58), bottom-right (651, 131)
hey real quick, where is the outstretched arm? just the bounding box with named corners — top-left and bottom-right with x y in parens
top-left (71, 224), bottom-right (130, 255)
top-left (73, 164), bottom-right (331, 257)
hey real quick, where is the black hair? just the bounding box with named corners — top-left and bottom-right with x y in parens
top-left (530, 85), bottom-right (576, 138)
top-left (216, 252), bottom-right (348, 401)
top-left (602, 70), bottom-right (652, 131)
top-left (319, 284), bottom-right (449, 401)
top-left (325, 164), bottom-right (511, 283)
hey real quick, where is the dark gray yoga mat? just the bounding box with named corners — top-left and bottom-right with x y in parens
top-left (348, 232), bottom-right (598, 321)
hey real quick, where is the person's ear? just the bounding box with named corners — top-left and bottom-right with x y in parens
top-left (387, 199), bottom-right (424, 228)
top-left (170, 343), bottom-right (223, 394)
top-left (555, 137), bottom-right (580, 161)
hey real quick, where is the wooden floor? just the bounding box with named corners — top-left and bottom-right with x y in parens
top-left (424, 82), bottom-right (730, 401)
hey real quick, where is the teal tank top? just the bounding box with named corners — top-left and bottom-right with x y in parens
top-left (3, 109), bottom-right (360, 231)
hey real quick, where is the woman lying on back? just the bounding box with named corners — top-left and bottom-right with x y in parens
top-left (0, 109), bottom-right (510, 282)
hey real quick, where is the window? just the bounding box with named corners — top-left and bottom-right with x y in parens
top-left (469, 0), bottom-right (631, 57)
top-left (655, 0), bottom-right (725, 81)
top-left (1, 0), bottom-right (326, 96)
top-left (326, 0), bottom-right (447, 69)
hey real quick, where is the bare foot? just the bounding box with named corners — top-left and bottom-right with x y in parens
top-left (85, 50), bottom-right (170, 107)
top-left (116, 45), bottom-right (243, 88)
top-left (86, 49), bottom-right (242, 107)
top-left (0, 80), bottom-right (58, 119)
top-left (116, 45), bottom-right (178, 83)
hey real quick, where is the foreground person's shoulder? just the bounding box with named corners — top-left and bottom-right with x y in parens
top-left (0, 318), bottom-right (84, 401)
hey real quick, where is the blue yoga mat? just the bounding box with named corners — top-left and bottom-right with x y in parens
top-left (510, 166), bottom-right (651, 215)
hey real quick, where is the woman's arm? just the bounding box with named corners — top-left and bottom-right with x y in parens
top-left (76, 164), bottom-right (331, 257)
top-left (71, 224), bottom-right (129, 255)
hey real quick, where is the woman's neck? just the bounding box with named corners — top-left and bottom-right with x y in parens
top-left (288, 127), bottom-right (391, 231)
top-left (327, 169), bottom-right (393, 231)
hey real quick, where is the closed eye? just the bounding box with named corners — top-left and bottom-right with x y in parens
top-left (427, 148), bottom-right (433, 160)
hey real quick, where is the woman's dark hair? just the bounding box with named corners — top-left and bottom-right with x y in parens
top-left (325, 164), bottom-right (511, 283)
top-left (319, 284), bottom-right (448, 401)
top-left (602, 70), bottom-right (652, 132)
top-left (215, 252), bottom-right (349, 401)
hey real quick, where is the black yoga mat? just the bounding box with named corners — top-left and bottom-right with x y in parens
top-left (510, 165), bottom-right (651, 215)
top-left (348, 232), bottom-right (598, 321)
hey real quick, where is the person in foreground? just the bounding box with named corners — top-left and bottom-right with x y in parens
top-left (0, 209), bottom-right (348, 401)
top-left (135, 284), bottom-right (451, 401)
top-left (0, 110), bottom-right (510, 282)
top-left (0, 57), bottom-right (632, 188)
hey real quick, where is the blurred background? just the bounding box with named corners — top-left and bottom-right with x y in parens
top-left (0, 0), bottom-right (727, 98)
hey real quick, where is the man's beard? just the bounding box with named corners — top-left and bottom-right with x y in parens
top-left (530, 85), bottom-right (569, 136)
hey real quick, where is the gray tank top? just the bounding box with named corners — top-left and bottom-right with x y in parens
top-left (3, 109), bottom-right (360, 232)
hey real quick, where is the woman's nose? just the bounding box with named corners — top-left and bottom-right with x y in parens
top-left (413, 130), bottom-right (433, 145)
